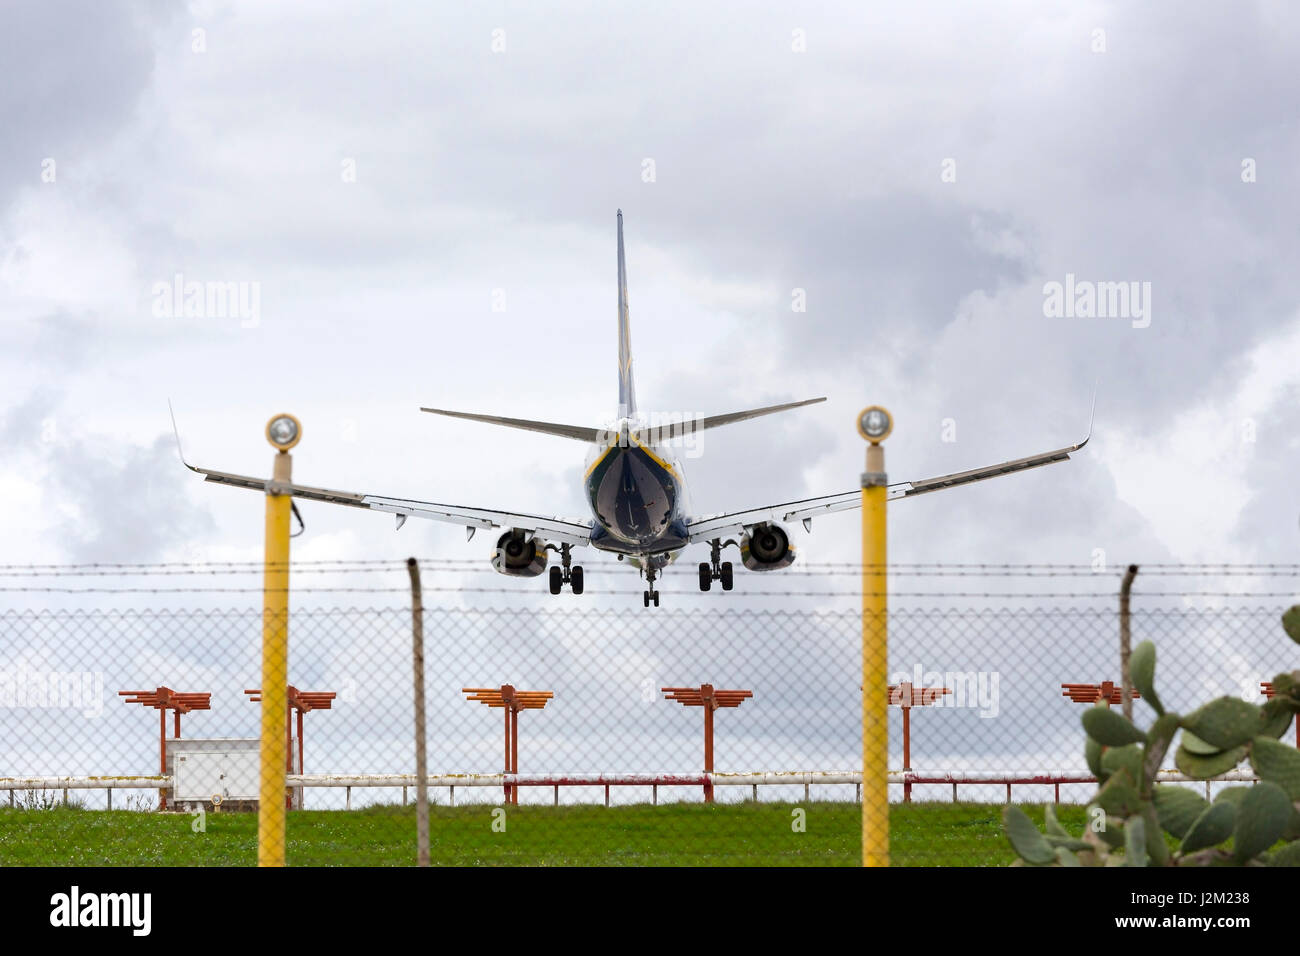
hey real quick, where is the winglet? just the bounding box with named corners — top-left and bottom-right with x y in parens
top-left (1080, 381), bottom-right (1098, 449)
top-left (167, 399), bottom-right (196, 470)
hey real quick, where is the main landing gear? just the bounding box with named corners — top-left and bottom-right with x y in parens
top-left (643, 564), bottom-right (660, 607)
top-left (548, 543), bottom-right (584, 595)
top-left (698, 538), bottom-right (735, 592)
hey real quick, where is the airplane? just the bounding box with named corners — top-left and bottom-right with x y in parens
top-left (173, 211), bottom-right (1090, 607)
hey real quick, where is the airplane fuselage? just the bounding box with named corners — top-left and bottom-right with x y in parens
top-left (583, 420), bottom-right (690, 568)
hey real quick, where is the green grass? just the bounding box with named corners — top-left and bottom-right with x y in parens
top-left (0, 801), bottom-right (1087, 866)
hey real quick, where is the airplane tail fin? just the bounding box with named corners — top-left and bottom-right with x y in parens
top-left (419, 214), bottom-right (823, 447)
top-left (617, 209), bottom-right (636, 419)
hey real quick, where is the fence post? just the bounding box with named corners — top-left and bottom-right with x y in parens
top-left (408, 558), bottom-right (429, 868)
top-left (258, 413), bottom-right (300, 868)
top-left (858, 405), bottom-right (892, 868)
top-left (1119, 565), bottom-right (1139, 721)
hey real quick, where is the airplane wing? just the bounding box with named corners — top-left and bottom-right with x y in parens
top-left (685, 432), bottom-right (1090, 544)
top-left (685, 490), bottom-right (863, 543)
top-left (181, 461), bottom-right (593, 546)
top-left (170, 414), bottom-right (591, 546)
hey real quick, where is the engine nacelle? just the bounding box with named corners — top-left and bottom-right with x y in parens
top-left (491, 531), bottom-right (549, 577)
top-left (740, 522), bottom-right (796, 572)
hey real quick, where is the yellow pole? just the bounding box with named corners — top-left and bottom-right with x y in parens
top-left (259, 445), bottom-right (292, 866)
top-left (858, 406), bottom-right (891, 867)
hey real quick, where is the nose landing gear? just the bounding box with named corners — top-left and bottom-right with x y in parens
top-left (547, 543), bottom-right (584, 595)
top-left (643, 563), bottom-right (660, 607)
top-left (698, 538), bottom-right (736, 592)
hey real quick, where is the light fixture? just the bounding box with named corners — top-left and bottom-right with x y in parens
top-left (266, 413), bottom-right (302, 451)
top-left (857, 405), bottom-right (893, 443)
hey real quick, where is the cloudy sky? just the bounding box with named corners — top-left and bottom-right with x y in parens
top-left (4, 1), bottom-right (1300, 795)
top-left (4, 1), bottom-right (1300, 590)
top-left (4, 1), bottom-right (1300, 582)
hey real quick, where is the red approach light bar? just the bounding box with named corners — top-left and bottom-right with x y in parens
top-left (662, 684), bottom-right (753, 803)
top-left (1061, 681), bottom-right (1141, 706)
top-left (245, 686), bottom-right (337, 810)
top-left (119, 686), bottom-right (212, 810)
top-left (462, 685), bottom-right (554, 804)
top-left (887, 682), bottom-right (953, 786)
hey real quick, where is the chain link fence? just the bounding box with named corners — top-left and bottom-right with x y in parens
top-left (1, 561), bottom-right (1296, 866)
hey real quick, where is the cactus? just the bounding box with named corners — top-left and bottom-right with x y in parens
top-left (1232, 782), bottom-right (1290, 862)
top-left (1282, 606), bottom-right (1300, 645)
top-left (1250, 737), bottom-right (1300, 798)
top-left (1002, 605), bottom-right (1300, 866)
top-left (1181, 698), bottom-right (1262, 750)
top-left (1151, 784), bottom-right (1207, 838)
top-left (1082, 706), bottom-right (1147, 746)
top-left (1129, 641), bottom-right (1164, 715)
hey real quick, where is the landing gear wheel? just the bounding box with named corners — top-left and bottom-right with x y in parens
top-left (642, 563), bottom-right (661, 608)
top-left (698, 563), bottom-right (712, 592)
top-left (706, 538), bottom-right (738, 593)
top-left (643, 590), bottom-right (651, 608)
top-left (570, 565), bottom-right (584, 594)
top-left (549, 566), bottom-right (563, 595)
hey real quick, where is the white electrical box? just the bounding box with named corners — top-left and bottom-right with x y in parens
top-left (168, 737), bottom-right (298, 808)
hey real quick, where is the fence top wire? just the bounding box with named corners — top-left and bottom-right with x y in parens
top-left (5, 586), bottom-right (1300, 599)
top-left (0, 604), bottom-right (1289, 621)
top-left (0, 561), bottom-right (1296, 601)
top-left (6, 560), bottom-right (1300, 575)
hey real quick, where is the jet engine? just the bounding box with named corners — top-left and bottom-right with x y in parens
top-left (491, 530), bottom-right (548, 577)
top-left (740, 522), bottom-right (796, 572)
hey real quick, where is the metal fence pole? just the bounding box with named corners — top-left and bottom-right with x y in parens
top-left (1119, 564), bottom-right (1139, 721)
top-left (258, 418), bottom-right (298, 868)
top-left (408, 557), bottom-right (430, 868)
top-left (859, 405), bottom-right (892, 868)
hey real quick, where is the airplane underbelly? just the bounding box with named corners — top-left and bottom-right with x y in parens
top-left (586, 446), bottom-right (684, 549)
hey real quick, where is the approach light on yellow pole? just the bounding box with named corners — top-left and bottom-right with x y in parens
top-left (858, 405), bottom-right (891, 867)
top-left (259, 413), bottom-right (300, 867)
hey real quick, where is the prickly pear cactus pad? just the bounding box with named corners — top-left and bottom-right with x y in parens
top-left (1003, 626), bottom-right (1300, 866)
